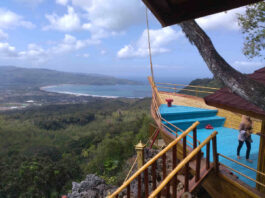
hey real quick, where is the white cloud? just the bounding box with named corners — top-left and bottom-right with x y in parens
top-left (0, 30), bottom-right (8, 40)
top-left (0, 8), bottom-right (35, 29)
top-left (117, 27), bottom-right (183, 58)
top-left (234, 61), bottom-right (264, 67)
top-left (44, 6), bottom-right (81, 31)
top-left (72, 0), bottom-right (144, 38)
top-left (0, 42), bottom-right (18, 57)
top-left (19, 44), bottom-right (48, 64)
top-left (196, 7), bottom-right (245, 31)
top-left (0, 34), bottom-right (99, 65)
top-left (233, 60), bottom-right (264, 73)
top-left (56, 0), bottom-right (68, 6)
top-left (51, 34), bottom-right (100, 53)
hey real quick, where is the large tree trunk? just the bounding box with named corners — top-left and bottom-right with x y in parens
top-left (179, 20), bottom-right (265, 112)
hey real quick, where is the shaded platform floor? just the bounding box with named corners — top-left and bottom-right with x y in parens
top-left (195, 127), bottom-right (260, 187)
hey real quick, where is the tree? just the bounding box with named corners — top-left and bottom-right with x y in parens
top-left (179, 19), bottom-right (265, 111)
top-left (238, 2), bottom-right (265, 59)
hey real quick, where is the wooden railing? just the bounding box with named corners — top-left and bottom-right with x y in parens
top-left (156, 82), bottom-right (220, 97)
top-left (149, 131), bottom-right (218, 198)
top-left (108, 121), bottom-right (200, 198)
top-left (149, 76), bottom-right (200, 147)
top-left (218, 153), bottom-right (265, 189)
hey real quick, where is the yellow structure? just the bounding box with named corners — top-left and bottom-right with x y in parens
top-left (135, 141), bottom-right (145, 169)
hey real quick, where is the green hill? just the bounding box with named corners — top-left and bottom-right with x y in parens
top-left (179, 77), bottom-right (224, 97)
top-left (0, 66), bottom-right (139, 91)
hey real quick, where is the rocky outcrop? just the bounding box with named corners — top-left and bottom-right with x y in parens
top-left (67, 174), bottom-right (117, 198)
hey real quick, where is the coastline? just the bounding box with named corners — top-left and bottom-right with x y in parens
top-left (40, 84), bottom-right (149, 99)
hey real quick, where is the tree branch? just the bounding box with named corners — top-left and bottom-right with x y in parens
top-left (179, 20), bottom-right (265, 111)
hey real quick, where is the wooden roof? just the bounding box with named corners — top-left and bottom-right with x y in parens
top-left (142, 0), bottom-right (262, 27)
top-left (204, 67), bottom-right (265, 120)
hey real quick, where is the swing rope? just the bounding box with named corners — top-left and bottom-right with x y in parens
top-left (145, 7), bottom-right (155, 83)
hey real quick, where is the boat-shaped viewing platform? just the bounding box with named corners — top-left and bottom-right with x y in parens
top-left (149, 74), bottom-right (265, 197)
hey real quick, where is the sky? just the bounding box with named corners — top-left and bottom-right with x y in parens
top-left (0, 0), bottom-right (263, 80)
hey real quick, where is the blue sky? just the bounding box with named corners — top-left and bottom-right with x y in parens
top-left (0, 0), bottom-right (263, 81)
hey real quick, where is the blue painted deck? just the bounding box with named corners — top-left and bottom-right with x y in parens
top-left (159, 104), bottom-right (260, 187)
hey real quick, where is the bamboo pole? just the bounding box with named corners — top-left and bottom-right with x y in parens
top-left (161, 117), bottom-right (201, 145)
top-left (157, 86), bottom-right (215, 94)
top-left (221, 163), bottom-right (265, 188)
top-left (218, 153), bottom-right (265, 178)
top-left (149, 131), bottom-right (218, 198)
top-left (156, 82), bottom-right (220, 90)
top-left (108, 121), bottom-right (200, 198)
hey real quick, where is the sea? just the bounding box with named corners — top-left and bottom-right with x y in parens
top-left (41, 77), bottom-right (192, 99)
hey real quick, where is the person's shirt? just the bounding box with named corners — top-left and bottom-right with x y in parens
top-left (238, 130), bottom-right (246, 141)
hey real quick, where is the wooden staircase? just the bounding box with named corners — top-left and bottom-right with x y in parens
top-left (108, 122), bottom-right (219, 198)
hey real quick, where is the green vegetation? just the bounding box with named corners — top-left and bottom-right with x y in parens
top-left (0, 98), bottom-right (151, 197)
top-left (0, 66), bottom-right (139, 91)
top-left (238, 2), bottom-right (265, 59)
top-left (179, 77), bottom-right (224, 97)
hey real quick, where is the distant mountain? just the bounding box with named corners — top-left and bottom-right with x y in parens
top-left (0, 66), bottom-right (140, 91)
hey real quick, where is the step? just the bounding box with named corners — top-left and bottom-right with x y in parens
top-left (159, 104), bottom-right (218, 121)
top-left (163, 116), bottom-right (225, 131)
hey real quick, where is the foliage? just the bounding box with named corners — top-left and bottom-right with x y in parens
top-left (238, 2), bottom-right (265, 59)
top-left (0, 98), bottom-right (151, 197)
top-left (179, 77), bottom-right (224, 97)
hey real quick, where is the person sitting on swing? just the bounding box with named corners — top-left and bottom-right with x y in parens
top-left (237, 115), bottom-right (253, 162)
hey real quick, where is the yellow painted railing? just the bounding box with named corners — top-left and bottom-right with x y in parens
top-left (108, 121), bottom-right (200, 198)
top-left (156, 82), bottom-right (220, 97)
top-left (149, 131), bottom-right (218, 198)
top-left (218, 153), bottom-right (265, 188)
top-left (148, 76), bottom-right (163, 106)
top-left (149, 76), bottom-right (200, 147)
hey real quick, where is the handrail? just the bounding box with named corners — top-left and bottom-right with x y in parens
top-left (161, 117), bottom-right (201, 145)
top-left (152, 95), bottom-right (199, 146)
top-left (218, 153), bottom-right (265, 188)
top-left (157, 86), bottom-right (215, 94)
top-left (148, 76), bottom-right (162, 106)
top-left (156, 82), bottom-right (220, 90)
top-left (124, 124), bottom-right (160, 183)
top-left (221, 163), bottom-right (265, 188)
top-left (161, 123), bottom-right (194, 147)
top-left (149, 75), bottom-right (201, 146)
top-left (108, 121), bottom-right (200, 198)
top-left (218, 153), bottom-right (265, 178)
top-left (149, 131), bottom-right (218, 198)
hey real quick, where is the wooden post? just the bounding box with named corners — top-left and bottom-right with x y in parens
top-left (162, 153), bottom-right (167, 179)
top-left (127, 184), bottom-right (130, 198)
top-left (257, 120), bottom-right (265, 193)
top-left (212, 136), bottom-right (219, 173)
top-left (183, 136), bottom-right (189, 192)
top-left (195, 150), bottom-right (201, 182)
top-left (152, 162), bottom-right (157, 190)
top-left (135, 141), bottom-right (145, 169)
top-left (138, 174), bottom-right (142, 198)
top-left (206, 142), bottom-right (210, 170)
top-left (193, 127), bottom-right (197, 149)
top-left (144, 169), bottom-right (149, 198)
